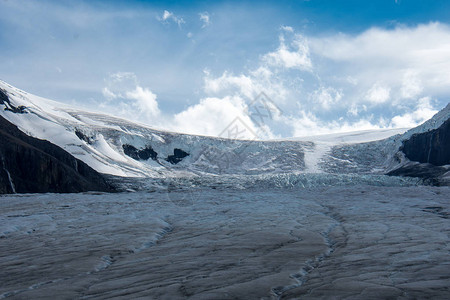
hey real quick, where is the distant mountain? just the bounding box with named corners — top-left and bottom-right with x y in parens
top-left (0, 80), bottom-right (448, 187)
top-left (0, 99), bottom-right (114, 193)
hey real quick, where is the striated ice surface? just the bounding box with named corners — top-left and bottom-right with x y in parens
top-left (1, 183), bottom-right (449, 299)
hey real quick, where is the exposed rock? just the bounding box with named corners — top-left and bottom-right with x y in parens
top-left (0, 89), bottom-right (27, 114)
top-left (0, 89), bottom-right (9, 105)
top-left (75, 129), bottom-right (93, 144)
top-left (167, 148), bottom-right (189, 164)
top-left (401, 118), bottom-right (450, 166)
top-left (386, 117), bottom-right (450, 185)
top-left (122, 144), bottom-right (157, 161)
top-left (387, 162), bottom-right (449, 186)
top-left (4, 105), bottom-right (27, 114)
top-left (0, 116), bottom-right (114, 194)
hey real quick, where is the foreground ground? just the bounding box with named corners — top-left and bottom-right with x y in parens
top-left (0, 185), bottom-right (449, 299)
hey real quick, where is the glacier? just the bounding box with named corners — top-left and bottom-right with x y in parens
top-left (0, 80), bottom-right (423, 179)
top-left (1, 185), bottom-right (449, 299)
top-left (0, 80), bottom-right (449, 299)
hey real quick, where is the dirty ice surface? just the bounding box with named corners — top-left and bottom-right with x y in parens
top-left (0, 185), bottom-right (449, 299)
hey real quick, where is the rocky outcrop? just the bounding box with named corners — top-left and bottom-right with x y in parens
top-left (0, 89), bottom-right (9, 105)
top-left (75, 129), bottom-right (93, 144)
top-left (387, 162), bottom-right (449, 186)
top-left (401, 118), bottom-right (450, 166)
top-left (167, 148), bottom-right (189, 164)
top-left (0, 116), bottom-right (114, 194)
top-left (0, 89), bottom-right (27, 114)
top-left (387, 116), bottom-right (450, 185)
top-left (122, 144), bottom-right (157, 161)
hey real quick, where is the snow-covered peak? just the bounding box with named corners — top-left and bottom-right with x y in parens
top-left (1, 80), bottom-right (434, 177)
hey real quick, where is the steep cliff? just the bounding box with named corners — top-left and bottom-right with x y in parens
top-left (386, 107), bottom-right (450, 185)
top-left (401, 118), bottom-right (450, 166)
top-left (0, 116), bottom-right (114, 194)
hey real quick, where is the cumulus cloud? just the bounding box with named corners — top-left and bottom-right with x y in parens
top-left (169, 23), bottom-right (449, 139)
top-left (311, 87), bottom-right (343, 110)
top-left (199, 12), bottom-right (210, 28)
top-left (171, 96), bottom-right (260, 139)
top-left (309, 22), bottom-right (450, 101)
top-left (203, 65), bottom-right (290, 105)
top-left (276, 22), bottom-right (449, 136)
top-left (400, 69), bottom-right (423, 99)
top-left (203, 71), bottom-right (256, 99)
top-left (101, 72), bottom-right (160, 123)
top-left (262, 32), bottom-right (312, 70)
top-left (125, 86), bottom-right (159, 117)
top-left (365, 84), bottom-right (390, 104)
top-left (390, 97), bottom-right (438, 128)
top-left (170, 65), bottom-right (287, 139)
top-left (158, 10), bottom-right (185, 27)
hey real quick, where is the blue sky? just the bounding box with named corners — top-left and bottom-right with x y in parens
top-left (1, 0), bottom-right (450, 138)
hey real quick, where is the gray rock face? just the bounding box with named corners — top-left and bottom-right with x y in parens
top-left (0, 89), bottom-right (7, 104)
top-left (0, 89), bottom-right (27, 114)
top-left (402, 118), bottom-right (450, 166)
top-left (122, 144), bottom-right (158, 161)
top-left (386, 117), bottom-right (450, 185)
top-left (387, 162), bottom-right (450, 186)
top-left (0, 116), bottom-right (114, 194)
top-left (167, 148), bottom-right (189, 164)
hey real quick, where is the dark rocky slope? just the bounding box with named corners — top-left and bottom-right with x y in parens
top-left (401, 118), bottom-right (450, 166)
top-left (0, 116), bottom-right (114, 194)
top-left (387, 116), bottom-right (450, 185)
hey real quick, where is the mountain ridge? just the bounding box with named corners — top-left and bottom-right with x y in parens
top-left (0, 114), bottom-right (114, 194)
top-left (0, 80), bottom-right (449, 186)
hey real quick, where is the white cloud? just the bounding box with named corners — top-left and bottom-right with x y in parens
top-left (126, 86), bottom-right (159, 117)
top-left (347, 104), bottom-right (367, 117)
top-left (171, 96), bottom-right (260, 139)
top-left (281, 25), bottom-right (294, 32)
top-left (199, 12), bottom-right (210, 28)
top-left (286, 111), bottom-right (382, 137)
top-left (311, 87), bottom-right (343, 110)
top-left (102, 87), bottom-right (116, 99)
top-left (162, 10), bottom-right (172, 21)
top-left (158, 10), bottom-right (185, 27)
top-left (366, 84), bottom-right (390, 104)
top-left (3, 1), bottom-right (448, 139)
top-left (288, 112), bottom-right (385, 137)
top-left (170, 23), bottom-right (449, 138)
top-left (309, 22), bottom-right (450, 101)
top-left (400, 69), bottom-right (423, 99)
top-left (390, 97), bottom-right (438, 128)
top-left (102, 72), bottom-right (137, 99)
top-left (101, 72), bottom-right (160, 123)
top-left (171, 63), bottom-right (288, 139)
top-left (203, 71), bottom-right (256, 99)
top-left (262, 33), bottom-right (312, 70)
top-left (203, 66), bottom-right (289, 104)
